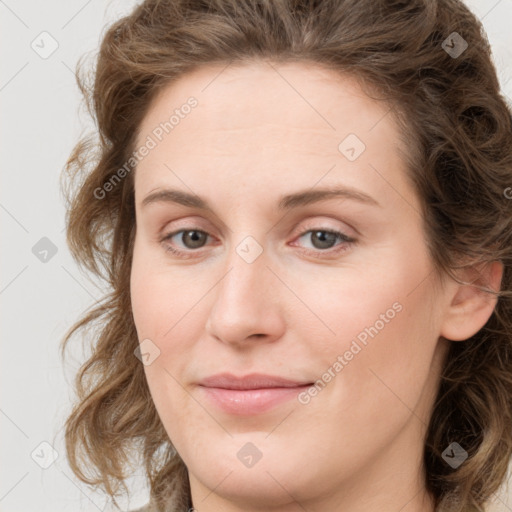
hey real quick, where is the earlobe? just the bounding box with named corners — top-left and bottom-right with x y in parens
top-left (439, 260), bottom-right (503, 342)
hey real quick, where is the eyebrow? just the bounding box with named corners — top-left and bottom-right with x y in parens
top-left (140, 185), bottom-right (381, 211)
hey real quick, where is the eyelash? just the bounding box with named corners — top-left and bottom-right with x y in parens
top-left (160, 226), bottom-right (357, 259)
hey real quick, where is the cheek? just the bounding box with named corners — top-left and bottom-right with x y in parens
top-left (130, 251), bottom-right (207, 441)
top-left (131, 267), bottom-right (209, 343)
top-left (288, 243), bottom-right (435, 358)
top-left (130, 236), bottom-right (193, 337)
top-left (292, 245), bottom-right (441, 425)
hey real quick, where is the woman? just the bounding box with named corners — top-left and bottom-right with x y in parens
top-left (60, 0), bottom-right (512, 511)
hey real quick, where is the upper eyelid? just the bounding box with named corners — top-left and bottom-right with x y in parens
top-left (163, 223), bottom-right (350, 237)
top-left (162, 225), bottom-right (354, 247)
top-left (161, 214), bottom-right (355, 236)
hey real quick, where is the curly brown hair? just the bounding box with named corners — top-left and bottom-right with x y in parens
top-left (60, 0), bottom-right (512, 511)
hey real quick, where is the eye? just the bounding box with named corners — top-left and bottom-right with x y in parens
top-left (291, 228), bottom-right (356, 257)
top-left (160, 227), bottom-right (356, 259)
top-left (161, 229), bottom-right (211, 257)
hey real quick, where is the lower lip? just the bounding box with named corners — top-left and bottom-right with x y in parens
top-left (199, 385), bottom-right (312, 415)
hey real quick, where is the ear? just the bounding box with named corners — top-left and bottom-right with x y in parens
top-left (440, 260), bottom-right (503, 342)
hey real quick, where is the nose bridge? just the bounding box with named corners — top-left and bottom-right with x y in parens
top-left (206, 231), bottom-right (283, 344)
top-left (217, 233), bottom-right (269, 311)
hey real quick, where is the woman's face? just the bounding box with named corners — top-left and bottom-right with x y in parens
top-left (130, 61), bottom-right (453, 511)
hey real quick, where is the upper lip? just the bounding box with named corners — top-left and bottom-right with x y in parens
top-left (198, 373), bottom-right (313, 390)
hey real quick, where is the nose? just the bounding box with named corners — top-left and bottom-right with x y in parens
top-left (204, 239), bottom-right (286, 348)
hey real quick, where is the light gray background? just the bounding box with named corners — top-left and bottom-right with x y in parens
top-left (1, 1), bottom-right (512, 511)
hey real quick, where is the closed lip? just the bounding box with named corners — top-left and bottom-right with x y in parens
top-left (198, 372), bottom-right (313, 390)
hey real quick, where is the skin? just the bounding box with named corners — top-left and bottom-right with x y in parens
top-left (129, 61), bottom-right (502, 512)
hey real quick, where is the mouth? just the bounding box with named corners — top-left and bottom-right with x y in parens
top-left (198, 372), bottom-right (313, 389)
top-left (197, 373), bottom-right (314, 415)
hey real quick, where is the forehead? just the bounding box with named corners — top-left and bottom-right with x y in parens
top-left (133, 60), bottom-right (412, 207)
top-left (136, 60), bottom-right (397, 142)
